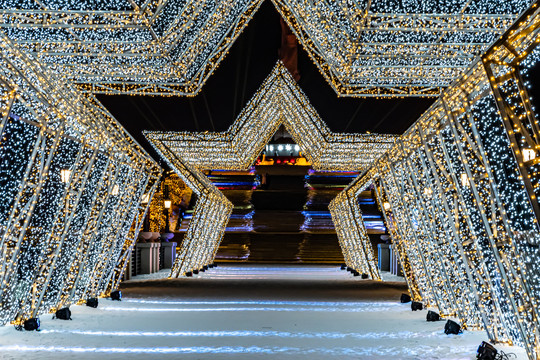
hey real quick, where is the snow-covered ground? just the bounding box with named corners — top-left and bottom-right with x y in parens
top-left (0, 265), bottom-right (527, 360)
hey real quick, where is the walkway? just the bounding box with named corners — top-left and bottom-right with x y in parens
top-left (0, 265), bottom-right (526, 359)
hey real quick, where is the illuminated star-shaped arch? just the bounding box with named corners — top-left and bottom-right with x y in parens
top-left (145, 61), bottom-right (395, 277)
top-left (0, 1), bottom-right (526, 97)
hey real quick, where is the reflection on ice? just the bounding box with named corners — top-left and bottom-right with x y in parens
top-left (100, 306), bottom-right (403, 313)
top-left (0, 344), bottom-right (479, 358)
top-left (39, 329), bottom-right (444, 340)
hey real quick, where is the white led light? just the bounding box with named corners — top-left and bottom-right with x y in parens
top-left (460, 173), bottom-right (469, 188)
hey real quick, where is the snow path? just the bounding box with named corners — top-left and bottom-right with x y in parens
top-left (0, 265), bottom-right (527, 360)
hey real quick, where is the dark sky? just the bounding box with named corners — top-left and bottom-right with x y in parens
top-left (96, 1), bottom-right (439, 164)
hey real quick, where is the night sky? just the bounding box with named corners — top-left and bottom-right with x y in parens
top-left (97, 1), bottom-right (435, 165)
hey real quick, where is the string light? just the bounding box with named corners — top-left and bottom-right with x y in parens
top-left (0, 0), bottom-right (264, 96)
top-left (272, 0), bottom-right (532, 97)
top-left (0, 3), bottom-right (540, 360)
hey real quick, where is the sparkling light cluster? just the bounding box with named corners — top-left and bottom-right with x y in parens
top-left (148, 173), bottom-right (192, 233)
top-left (0, 0), bottom-right (531, 97)
top-left (145, 61), bottom-right (395, 277)
top-left (0, 32), bottom-right (161, 326)
top-left (332, 4), bottom-right (540, 359)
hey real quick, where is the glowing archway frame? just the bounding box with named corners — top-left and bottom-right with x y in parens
top-left (0, 33), bottom-right (161, 325)
top-left (146, 61), bottom-right (395, 278)
top-left (0, 0), bottom-right (530, 97)
top-left (332, 5), bottom-right (540, 358)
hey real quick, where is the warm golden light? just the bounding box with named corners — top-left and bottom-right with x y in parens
top-left (460, 173), bottom-right (469, 187)
top-left (523, 148), bottom-right (536, 162)
top-left (60, 169), bottom-right (71, 184)
top-left (141, 193), bottom-right (150, 204)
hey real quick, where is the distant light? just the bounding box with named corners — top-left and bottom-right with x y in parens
top-left (112, 184), bottom-right (120, 196)
top-left (460, 173), bottom-right (469, 187)
top-left (383, 202), bottom-right (391, 211)
top-left (60, 169), bottom-right (71, 183)
top-left (277, 145), bottom-right (283, 151)
top-left (523, 148), bottom-right (536, 162)
top-left (294, 145), bottom-right (300, 152)
top-left (269, 145), bottom-right (274, 151)
top-left (164, 200), bottom-right (172, 209)
top-left (285, 144), bottom-right (292, 151)
top-left (141, 193), bottom-right (150, 204)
